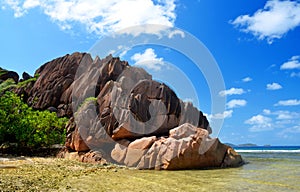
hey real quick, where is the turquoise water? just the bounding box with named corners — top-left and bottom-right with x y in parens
top-left (2, 147), bottom-right (299, 191)
top-left (66, 147), bottom-right (300, 191)
top-left (230, 147), bottom-right (300, 192)
top-left (233, 152), bottom-right (300, 191)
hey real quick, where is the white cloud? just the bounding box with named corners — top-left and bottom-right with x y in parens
top-left (281, 125), bottom-right (300, 134)
top-left (277, 113), bottom-right (294, 120)
top-left (231, 0), bottom-right (300, 44)
top-left (278, 125), bottom-right (300, 139)
top-left (246, 114), bottom-right (271, 125)
top-left (268, 64), bottom-right (277, 69)
top-left (208, 110), bottom-right (233, 120)
top-left (263, 109), bottom-right (271, 115)
top-left (131, 48), bottom-right (165, 71)
top-left (266, 82), bottom-right (282, 90)
top-left (219, 88), bottom-right (246, 97)
top-left (291, 55), bottom-right (300, 60)
top-left (226, 99), bottom-right (247, 109)
top-left (245, 115), bottom-right (273, 132)
top-left (275, 99), bottom-right (300, 106)
top-left (2, 0), bottom-right (24, 17)
top-left (280, 55), bottom-right (300, 70)
top-left (249, 109), bottom-right (300, 136)
top-left (291, 72), bottom-right (300, 77)
top-left (242, 77), bottom-right (252, 82)
top-left (23, 0), bottom-right (40, 9)
top-left (262, 109), bottom-right (300, 121)
top-left (2, 0), bottom-right (177, 35)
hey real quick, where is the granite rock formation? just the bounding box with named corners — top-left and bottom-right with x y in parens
top-left (112, 123), bottom-right (242, 169)
top-left (0, 67), bottom-right (19, 83)
top-left (7, 52), bottom-right (243, 169)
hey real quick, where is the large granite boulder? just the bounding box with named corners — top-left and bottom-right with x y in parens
top-left (111, 123), bottom-right (243, 170)
top-left (60, 53), bottom-right (243, 169)
top-left (5, 51), bottom-right (243, 169)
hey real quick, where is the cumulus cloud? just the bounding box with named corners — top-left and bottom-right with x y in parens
top-left (219, 88), bottom-right (246, 97)
top-left (23, 0), bottom-right (40, 9)
top-left (231, 0), bottom-right (300, 44)
top-left (245, 115), bottom-right (273, 132)
top-left (277, 113), bottom-right (294, 120)
top-left (280, 55), bottom-right (300, 70)
top-left (242, 77), bottom-right (252, 82)
top-left (266, 82), bottom-right (282, 90)
top-left (248, 109), bottom-right (300, 136)
top-left (131, 48), bottom-right (165, 71)
top-left (262, 109), bottom-right (300, 121)
top-left (226, 99), bottom-right (247, 109)
top-left (275, 99), bottom-right (300, 106)
top-left (1, 0), bottom-right (177, 35)
top-left (263, 109), bottom-right (271, 115)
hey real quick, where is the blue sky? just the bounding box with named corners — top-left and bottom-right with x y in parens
top-left (1, 0), bottom-right (300, 145)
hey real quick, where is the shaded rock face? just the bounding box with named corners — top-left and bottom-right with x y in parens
top-left (20, 72), bottom-right (32, 82)
top-left (13, 52), bottom-right (88, 117)
top-left (28, 52), bottom-right (87, 117)
top-left (6, 52), bottom-right (93, 118)
top-left (11, 52), bottom-right (243, 169)
top-left (127, 80), bottom-right (181, 136)
top-left (0, 68), bottom-right (19, 83)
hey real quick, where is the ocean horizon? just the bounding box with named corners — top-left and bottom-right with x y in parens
top-left (234, 145), bottom-right (300, 153)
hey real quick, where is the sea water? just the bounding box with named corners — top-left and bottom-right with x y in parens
top-left (177, 147), bottom-right (300, 191)
top-left (235, 145), bottom-right (300, 153)
top-left (63, 146), bottom-right (300, 191)
top-left (219, 146), bottom-right (300, 191)
top-left (147, 146), bottom-right (300, 191)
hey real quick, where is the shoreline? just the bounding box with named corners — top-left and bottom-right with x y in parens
top-left (1, 153), bottom-right (300, 191)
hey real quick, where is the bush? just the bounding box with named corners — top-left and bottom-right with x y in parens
top-left (0, 91), bottom-right (67, 148)
top-left (17, 76), bottom-right (37, 88)
top-left (0, 78), bottom-right (16, 92)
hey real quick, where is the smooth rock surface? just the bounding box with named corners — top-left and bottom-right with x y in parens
top-left (111, 123), bottom-right (242, 170)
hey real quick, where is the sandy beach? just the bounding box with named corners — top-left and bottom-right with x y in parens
top-left (1, 152), bottom-right (300, 192)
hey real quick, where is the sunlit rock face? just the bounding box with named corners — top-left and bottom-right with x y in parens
top-left (14, 52), bottom-right (243, 169)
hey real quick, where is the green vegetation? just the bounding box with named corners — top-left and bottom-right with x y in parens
top-left (0, 78), bottom-right (16, 92)
top-left (76, 97), bottom-right (98, 112)
top-left (17, 76), bottom-right (37, 88)
top-left (0, 84), bottom-right (68, 148)
top-left (0, 68), bottom-right (7, 76)
top-left (84, 97), bottom-right (98, 103)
